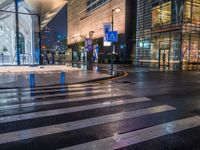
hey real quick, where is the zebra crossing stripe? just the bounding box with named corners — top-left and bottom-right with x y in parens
top-left (0, 85), bottom-right (114, 96)
top-left (60, 116), bottom-right (200, 150)
top-left (0, 93), bottom-right (125, 110)
top-left (27, 89), bottom-right (117, 99)
top-left (0, 83), bottom-right (101, 93)
top-left (0, 89), bottom-right (117, 103)
top-left (23, 85), bottom-right (112, 94)
top-left (0, 97), bottom-right (151, 123)
top-left (32, 83), bottom-right (104, 91)
top-left (0, 105), bottom-right (175, 144)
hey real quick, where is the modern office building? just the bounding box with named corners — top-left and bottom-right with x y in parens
top-left (137, 0), bottom-right (200, 69)
top-left (67, 0), bottom-right (136, 63)
top-left (0, 0), bottom-right (67, 65)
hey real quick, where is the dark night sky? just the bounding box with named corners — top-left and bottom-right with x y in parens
top-left (47, 5), bottom-right (67, 36)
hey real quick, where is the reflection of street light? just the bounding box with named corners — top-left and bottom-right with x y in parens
top-left (110, 7), bottom-right (121, 75)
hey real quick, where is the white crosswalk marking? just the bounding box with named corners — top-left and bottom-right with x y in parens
top-left (0, 83), bottom-right (198, 150)
top-left (0, 93), bottom-right (125, 110)
top-left (0, 97), bottom-right (151, 123)
top-left (0, 105), bottom-right (175, 144)
top-left (0, 85), bottom-right (114, 96)
top-left (0, 83), bottom-right (101, 93)
top-left (60, 116), bottom-right (200, 150)
top-left (0, 89), bottom-right (118, 104)
top-left (30, 89), bottom-right (119, 99)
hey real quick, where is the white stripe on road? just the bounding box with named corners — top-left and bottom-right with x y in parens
top-left (23, 85), bottom-right (111, 94)
top-left (0, 89), bottom-right (116, 104)
top-left (0, 83), bottom-right (103, 93)
top-left (24, 89), bottom-right (117, 99)
top-left (0, 105), bottom-right (175, 144)
top-left (60, 116), bottom-right (200, 150)
top-left (0, 93), bottom-right (125, 110)
top-left (0, 85), bottom-right (113, 97)
top-left (0, 97), bottom-right (151, 123)
top-left (28, 83), bottom-right (103, 90)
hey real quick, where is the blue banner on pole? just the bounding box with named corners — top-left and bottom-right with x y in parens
top-left (107, 31), bottom-right (118, 42)
top-left (103, 23), bottom-right (112, 46)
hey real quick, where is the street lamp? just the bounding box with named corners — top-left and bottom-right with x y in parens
top-left (111, 7), bottom-right (121, 32)
top-left (114, 8), bottom-right (121, 13)
top-left (110, 7), bottom-right (121, 75)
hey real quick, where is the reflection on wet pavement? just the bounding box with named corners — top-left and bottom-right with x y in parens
top-left (0, 66), bottom-right (199, 150)
top-left (0, 64), bottom-right (110, 88)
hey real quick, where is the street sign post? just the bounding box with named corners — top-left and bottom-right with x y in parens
top-left (107, 31), bottom-right (118, 75)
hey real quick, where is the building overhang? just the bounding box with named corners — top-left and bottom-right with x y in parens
top-left (25, 0), bottom-right (68, 29)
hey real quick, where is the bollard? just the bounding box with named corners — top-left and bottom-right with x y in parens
top-left (60, 72), bottom-right (65, 85)
top-left (30, 73), bottom-right (35, 88)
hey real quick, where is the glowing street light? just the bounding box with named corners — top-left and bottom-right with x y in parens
top-left (111, 8), bottom-right (121, 31)
top-left (114, 8), bottom-right (121, 13)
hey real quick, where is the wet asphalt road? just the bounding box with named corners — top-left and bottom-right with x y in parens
top-left (0, 66), bottom-right (199, 150)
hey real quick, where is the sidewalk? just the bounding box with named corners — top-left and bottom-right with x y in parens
top-left (0, 65), bottom-right (111, 88)
top-left (0, 65), bottom-right (79, 73)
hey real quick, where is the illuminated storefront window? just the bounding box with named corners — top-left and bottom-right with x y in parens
top-left (170, 34), bottom-right (181, 62)
top-left (184, 0), bottom-right (200, 24)
top-left (184, 0), bottom-right (192, 22)
top-left (151, 36), bottom-right (159, 62)
top-left (152, 1), bottom-right (171, 27)
top-left (0, 0), bottom-right (67, 65)
top-left (189, 34), bottom-right (199, 63)
top-left (182, 34), bottom-right (189, 62)
top-left (192, 0), bottom-right (200, 24)
top-left (137, 0), bottom-right (200, 69)
top-left (152, 5), bottom-right (161, 27)
top-left (161, 2), bottom-right (171, 25)
top-left (182, 33), bottom-right (200, 63)
top-left (0, 0), bottom-right (40, 65)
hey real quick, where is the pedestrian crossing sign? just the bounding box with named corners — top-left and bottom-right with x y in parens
top-left (107, 31), bottom-right (118, 42)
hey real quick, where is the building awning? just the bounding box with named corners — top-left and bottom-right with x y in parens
top-left (25, 0), bottom-right (68, 29)
top-left (0, 0), bottom-right (68, 29)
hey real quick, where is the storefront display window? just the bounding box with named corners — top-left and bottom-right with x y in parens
top-left (137, 0), bottom-right (200, 69)
top-left (184, 0), bottom-right (192, 22)
top-left (0, 0), bottom-right (40, 65)
top-left (192, 0), bottom-right (200, 24)
top-left (190, 34), bottom-right (199, 63)
top-left (152, 5), bottom-right (161, 27)
top-left (170, 34), bottom-right (181, 62)
top-left (152, 1), bottom-right (171, 27)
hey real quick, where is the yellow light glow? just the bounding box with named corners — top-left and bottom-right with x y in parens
top-left (115, 8), bottom-right (121, 13)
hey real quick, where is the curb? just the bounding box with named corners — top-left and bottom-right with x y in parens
top-left (73, 70), bottom-right (128, 84)
top-left (0, 70), bottom-right (128, 89)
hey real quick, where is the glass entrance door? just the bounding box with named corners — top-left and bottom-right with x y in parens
top-left (159, 49), bottom-right (169, 68)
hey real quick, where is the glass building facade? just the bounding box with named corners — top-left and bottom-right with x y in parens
top-left (136, 0), bottom-right (200, 69)
top-left (0, 0), bottom-right (40, 65)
